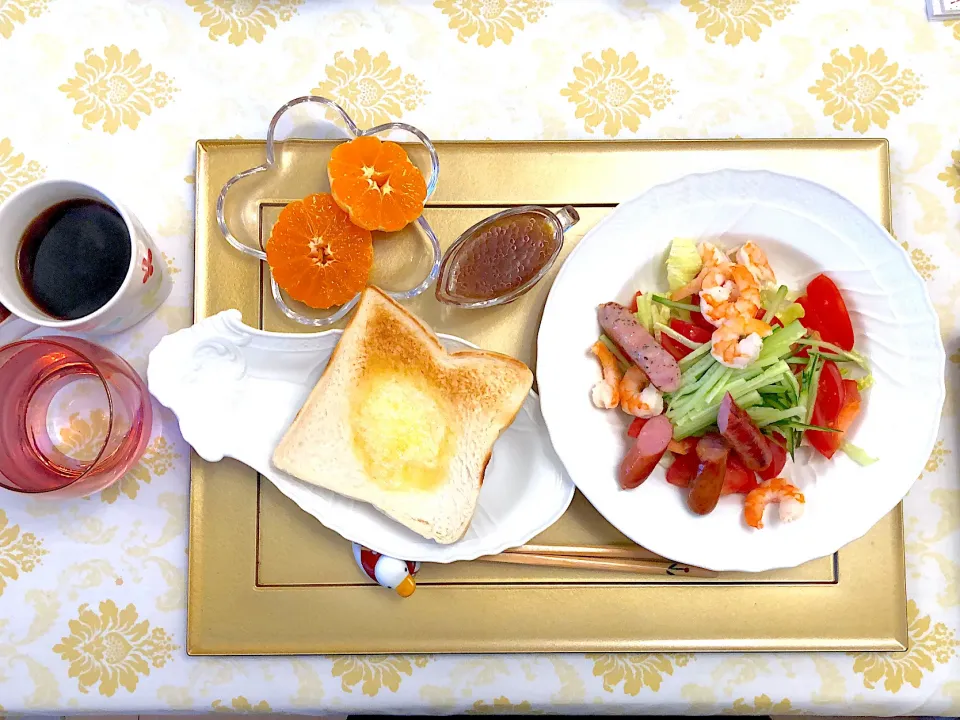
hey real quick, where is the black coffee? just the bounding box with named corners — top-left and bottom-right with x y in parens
top-left (17, 199), bottom-right (131, 321)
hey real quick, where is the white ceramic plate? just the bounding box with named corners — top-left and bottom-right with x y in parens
top-left (148, 310), bottom-right (574, 563)
top-left (537, 169), bottom-right (944, 573)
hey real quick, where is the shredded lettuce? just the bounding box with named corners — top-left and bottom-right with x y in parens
top-left (635, 293), bottom-right (654, 332)
top-left (666, 237), bottom-right (702, 292)
top-left (842, 442), bottom-right (878, 466)
top-left (777, 302), bottom-right (805, 325)
top-left (856, 373), bottom-right (874, 391)
top-left (635, 293), bottom-right (669, 338)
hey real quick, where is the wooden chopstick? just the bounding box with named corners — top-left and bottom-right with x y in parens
top-left (504, 543), bottom-right (663, 561)
top-left (479, 552), bottom-right (717, 578)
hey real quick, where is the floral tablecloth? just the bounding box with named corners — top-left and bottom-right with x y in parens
top-left (1, 0), bottom-right (959, 715)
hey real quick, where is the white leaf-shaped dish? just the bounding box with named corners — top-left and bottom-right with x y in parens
top-left (537, 169), bottom-right (945, 572)
top-left (148, 311), bottom-right (574, 562)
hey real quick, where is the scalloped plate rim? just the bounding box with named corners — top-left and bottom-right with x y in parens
top-left (536, 168), bottom-right (945, 573)
top-left (148, 311), bottom-right (575, 563)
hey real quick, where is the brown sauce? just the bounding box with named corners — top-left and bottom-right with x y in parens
top-left (447, 212), bottom-right (558, 301)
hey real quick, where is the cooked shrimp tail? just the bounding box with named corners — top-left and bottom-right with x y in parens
top-left (619, 366), bottom-right (664, 418)
top-left (590, 341), bottom-right (623, 409)
top-left (744, 477), bottom-right (805, 529)
top-left (736, 241), bottom-right (776, 288)
top-left (699, 241), bottom-right (730, 269)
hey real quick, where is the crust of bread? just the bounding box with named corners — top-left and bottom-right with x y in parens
top-left (272, 286), bottom-right (533, 544)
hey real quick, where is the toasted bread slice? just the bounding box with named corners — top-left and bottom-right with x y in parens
top-left (272, 286), bottom-right (533, 544)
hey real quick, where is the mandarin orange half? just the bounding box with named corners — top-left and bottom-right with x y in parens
top-left (328, 136), bottom-right (428, 233)
top-left (265, 193), bottom-right (374, 309)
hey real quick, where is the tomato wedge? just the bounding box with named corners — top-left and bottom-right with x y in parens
top-left (798, 274), bottom-right (854, 351)
top-left (808, 379), bottom-right (862, 459)
top-left (689, 294), bottom-right (716, 332)
top-left (627, 417), bottom-right (648, 438)
top-left (758, 435), bottom-right (787, 481)
top-left (812, 360), bottom-right (844, 427)
top-left (807, 362), bottom-right (845, 458)
top-left (660, 335), bottom-right (689, 361)
top-left (666, 452), bottom-right (698, 488)
top-left (672, 319), bottom-right (712, 343)
top-left (661, 319), bottom-right (712, 360)
top-left (753, 305), bottom-right (785, 329)
top-left (721, 453), bottom-right (759, 495)
top-left (628, 290), bottom-right (643, 313)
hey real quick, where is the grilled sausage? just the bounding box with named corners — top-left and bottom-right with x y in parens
top-left (688, 435), bottom-right (730, 515)
top-left (597, 303), bottom-right (681, 392)
top-left (717, 392), bottom-right (772, 471)
top-left (618, 414), bottom-right (673, 489)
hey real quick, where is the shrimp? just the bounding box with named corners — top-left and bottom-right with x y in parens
top-left (670, 242), bottom-right (731, 301)
top-left (590, 341), bottom-right (623, 409)
top-left (619, 366), bottom-right (664, 418)
top-left (744, 477), bottom-right (805, 529)
top-left (710, 315), bottom-right (773, 369)
top-left (699, 263), bottom-right (763, 326)
top-left (699, 241), bottom-right (730, 269)
top-left (736, 241), bottom-right (776, 289)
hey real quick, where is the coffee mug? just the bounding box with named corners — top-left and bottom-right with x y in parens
top-left (0, 179), bottom-right (171, 335)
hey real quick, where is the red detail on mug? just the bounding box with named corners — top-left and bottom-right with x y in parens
top-left (141, 249), bottom-right (154, 284)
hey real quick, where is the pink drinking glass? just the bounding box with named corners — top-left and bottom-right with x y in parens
top-left (0, 337), bottom-right (152, 497)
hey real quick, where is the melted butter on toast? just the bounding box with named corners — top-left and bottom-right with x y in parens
top-left (350, 371), bottom-right (454, 492)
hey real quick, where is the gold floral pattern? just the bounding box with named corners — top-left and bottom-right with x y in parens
top-left (588, 653), bottom-right (691, 695)
top-left (0, 136), bottom-right (45, 203)
top-left (60, 45), bottom-right (178, 133)
top-left (312, 49), bottom-right (427, 129)
top-left (900, 241), bottom-right (938, 281)
top-left (809, 46), bottom-right (924, 133)
top-left (212, 697), bottom-right (272, 712)
top-left (939, 150), bottom-right (960, 204)
top-left (100, 436), bottom-right (181, 504)
top-left (469, 697), bottom-right (541, 714)
top-left (919, 439), bottom-right (951, 478)
top-left (0, 510), bottom-right (47, 597)
top-left (849, 600), bottom-right (958, 692)
top-left (562, 49), bottom-right (675, 137)
top-left (186, 0), bottom-right (303, 46)
top-left (53, 600), bottom-right (177, 696)
top-left (55, 410), bottom-right (110, 463)
top-left (681, 0), bottom-right (797, 46)
top-left (161, 252), bottom-right (182, 276)
top-left (331, 655), bottom-right (428, 696)
top-left (947, 20), bottom-right (960, 41)
top-left (725, 694), bottom-right (794, 714)
top-left (0, 0), bottom-right (49, 39)
top-left (434, 0), bottom-right (549, 47)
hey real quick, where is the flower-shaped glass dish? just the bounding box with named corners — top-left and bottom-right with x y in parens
top-left (216, 96), bottom-right (442, 327)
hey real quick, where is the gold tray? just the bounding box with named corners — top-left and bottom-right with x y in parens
top-left (190, 138), bottom-right (907, 655)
